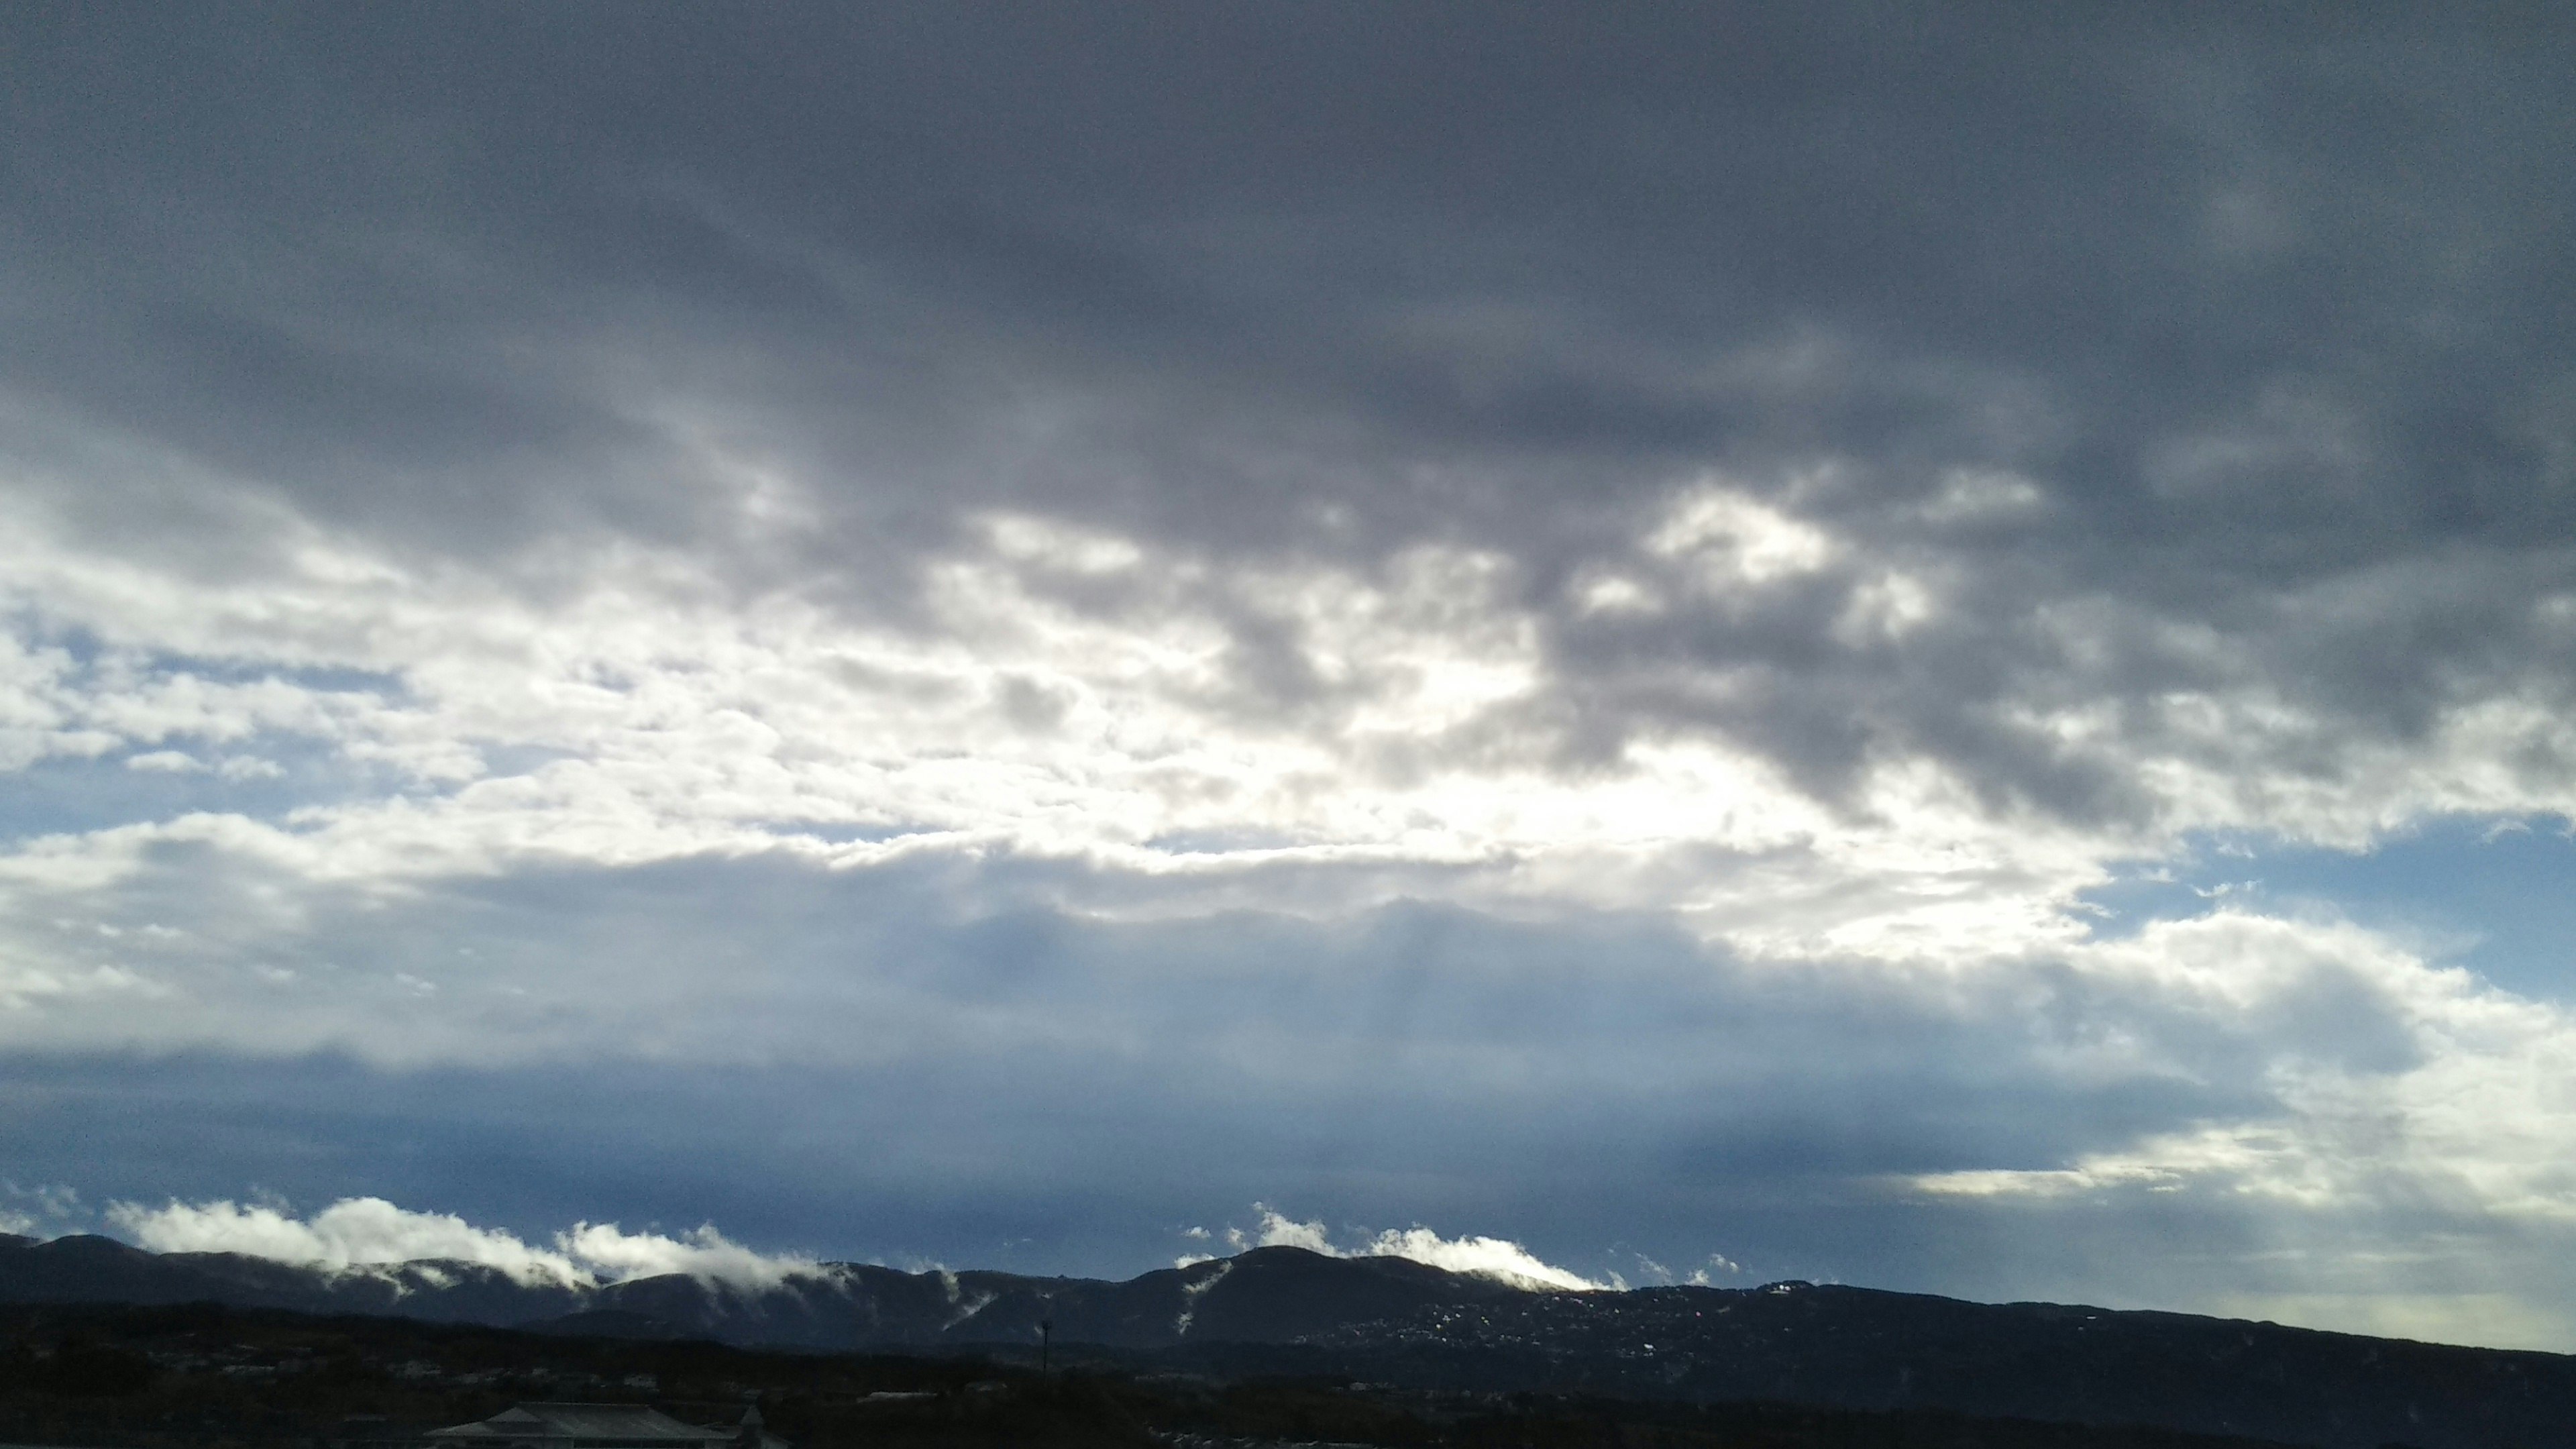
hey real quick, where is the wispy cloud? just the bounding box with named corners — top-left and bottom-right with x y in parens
top-left (0, 1181), bottom-right (82, 1239)
top-left (105, 1197), bottom-right (816, 1291)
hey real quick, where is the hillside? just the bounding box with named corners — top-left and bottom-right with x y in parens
top-left (5, 1236), bottom-right (2570, 1449)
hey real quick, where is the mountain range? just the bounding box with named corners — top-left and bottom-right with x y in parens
top-left (7, 1233), bottom-right (2573, 1449)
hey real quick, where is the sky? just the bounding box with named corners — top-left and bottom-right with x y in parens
top-left (4, 2), bottom-right (2576, 1351)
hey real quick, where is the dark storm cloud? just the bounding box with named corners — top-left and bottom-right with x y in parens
top-left (11, 4), bottom-right (2574, 822)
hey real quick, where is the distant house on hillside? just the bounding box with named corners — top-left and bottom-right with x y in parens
top-left (428, 1402), bottom-right (784, 1449)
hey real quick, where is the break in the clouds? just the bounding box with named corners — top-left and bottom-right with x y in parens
top-left (5, 3), bottom-right (2576, 1350)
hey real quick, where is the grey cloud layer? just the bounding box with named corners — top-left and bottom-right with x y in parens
top-left (10, 6), bottom-right (2574, 829)
top-left (0, 853), bottom-right (2465, 1303)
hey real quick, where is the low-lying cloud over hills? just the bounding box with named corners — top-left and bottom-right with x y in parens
top-left (90, 1196), bottom-right (1603, 1297)
top-left (103, 1197), bottom-right (817, 1293)
top-left (13, 1226), bottom-right (2576, 1449)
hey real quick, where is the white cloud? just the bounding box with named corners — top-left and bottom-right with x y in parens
top-left (0, 484), bottom-right (2126, 994)
top-left (1646, 484), bottom-right (1837, 588)
top-left (557, 1221), bottom-right (818, 1291)
top-left (109, 1197), bottom-right (591, 1287)
top-left (1832, 570), bottom-right (1939, 645)
top-left (1358, 1226), bottom-right (1607, 1291)
top-left (1230, 1204), bottom-right (1606, 1291)
top-left (9, 470), bottom-right (2575, 1018)
top-left (1242, 1204), bottom-right (1336, 1254)
top-left (1894, 907), bottom-right (2576, 1344)
top-left (104, 1195), bottom-right (817, 1291)
top-left (125, 749), bottom-right (204, 773)
top-left (1570, 571), bottom-right (1661, 616)
top-left (1688, 1254), bottom-right (1743, 1285)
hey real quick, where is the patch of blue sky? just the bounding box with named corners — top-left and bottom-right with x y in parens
top-left (7, 614), bottom-right (409, 700)
top-left (473, 743), bottom-right (584, 778)
top-left (0, 739), bottom-right (386, 842)
top-left (126, 654), bottom-right (409, 701)
top-left (2081, 814), bottom-right (2576, 1001)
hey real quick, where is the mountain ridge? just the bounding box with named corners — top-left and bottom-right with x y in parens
top-left (5, 1234), bottom-right (2573, 1449)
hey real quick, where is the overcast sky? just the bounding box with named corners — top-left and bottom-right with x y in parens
top-left (7, 2), bottom-right (2576, 1350)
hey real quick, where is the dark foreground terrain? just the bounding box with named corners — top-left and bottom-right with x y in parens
top-left (7, 1236), bottom-right (2573, 1449)
top-left (0, 1299), bottom-right (2316, 1449)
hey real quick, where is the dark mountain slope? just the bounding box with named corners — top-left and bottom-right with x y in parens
top-left (1258, 1280), bottom-right (2576, 1449)
top-left (0, 1297), bottom-right (2337, 1449)
top-left (6, 1234), bottom-right (2575, 1449)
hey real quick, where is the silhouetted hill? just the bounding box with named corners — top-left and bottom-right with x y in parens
top-left (0, 1297), bottom-right (2328, 1449)
top-left (5, 1235), bottom-right (2574, 1449)
top-left (1155, 1281), bottom-right (2576, 1449)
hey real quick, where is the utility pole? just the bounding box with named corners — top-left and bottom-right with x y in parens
top-left (1039, 1293), bottom-right (1053, 1377)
